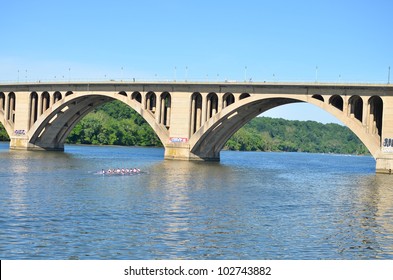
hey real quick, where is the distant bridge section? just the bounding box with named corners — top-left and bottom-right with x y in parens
top-left (0, 81), bottom-right (392, 173)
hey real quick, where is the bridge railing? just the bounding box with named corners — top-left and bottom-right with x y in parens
top-left (0, 78), bottom-right (391, 86)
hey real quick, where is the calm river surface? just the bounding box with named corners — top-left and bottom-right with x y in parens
top-left (1, 142), bottom-right (393, 260)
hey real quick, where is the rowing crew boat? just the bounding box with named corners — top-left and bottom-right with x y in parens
top-left (97, 168), bottom-right (141, 175)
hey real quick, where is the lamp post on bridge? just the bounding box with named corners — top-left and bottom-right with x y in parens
top-left (388, 66), bottom-right (391, 84)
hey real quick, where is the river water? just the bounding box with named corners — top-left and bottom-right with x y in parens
top-left (1, 142), bottom-right (393, 260)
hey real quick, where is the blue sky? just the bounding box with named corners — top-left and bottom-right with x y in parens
top-left (1, 0), bottom-right (392, 124)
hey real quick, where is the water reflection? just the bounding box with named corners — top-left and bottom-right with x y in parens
top-left (143, 160), bottom-right (238, 259)
top-left (373, 175), bottom-right (393, 257)
top-left (1, 144), bottom-right (393, 259)
top-left (292, 172), bottom-right (393, 259)
top-left (339, 174), bottom-right (393, 258)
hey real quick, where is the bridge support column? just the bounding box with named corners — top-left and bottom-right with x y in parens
top-left (10, 137), bottom-right (30, 150)
top-left (376, 156), bottom-right (393, 174)
top-left (10, 139), bottom-right (65, 151)
top-left (164, 143), bottom-right (220, 161)
top-left (9, 91), bottom-right (32, 151)
top-left (164, 143), bottom-right (193, 160)
top-left (377, 95), bottom-right (393, 174)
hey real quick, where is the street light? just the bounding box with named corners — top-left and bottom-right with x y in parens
top-left (388, 66), bottom-right (391, 84)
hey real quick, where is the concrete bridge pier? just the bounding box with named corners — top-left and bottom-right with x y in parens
top-left (10, 137), bottom-right (34, 150)
top-left (164, 143), bottom-right (192, 160)
top-left (164, 143), bottom-right (220, 161)
top-left (376, 156), bottom-right (393, 174)
top-left (10, 138), bottom-right (65, 151)
top-left (7, 91), bottom-right (35, 150)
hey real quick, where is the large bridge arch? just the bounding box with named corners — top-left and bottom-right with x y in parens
top-left (189, 94), bottom-right (381, 160)
top-left (26, 91), bottom-right (170, 151)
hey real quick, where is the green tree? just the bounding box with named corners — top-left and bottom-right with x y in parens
top-left (0, 122), bottom-right (10, 141)
top-left (65, 100), bottom-right (161, 147)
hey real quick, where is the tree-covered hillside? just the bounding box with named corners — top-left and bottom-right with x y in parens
top-left (225, 117), bottom-right (368, 154)
top-left (0, 100), bottom-right (368, 155)
top-left (66, 102), bottom-right (161, 147)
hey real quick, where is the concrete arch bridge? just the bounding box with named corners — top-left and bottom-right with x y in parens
top-left (0, 82), bottom-right (392, 173)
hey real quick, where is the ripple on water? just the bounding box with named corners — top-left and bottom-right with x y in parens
top-left (1, 145), bottom-right (392, 259)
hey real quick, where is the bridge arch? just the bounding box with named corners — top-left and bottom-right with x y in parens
top-left (118, 91), bottom-right (127, 97)
top-left (1, 82), bottom-right (391, 173)
top-left (190, 92), bottom-right (203, 134)
top-left (27, 91), bottom-right (169, 151)
top-left (368, 95), bottom-right (383, 137)
top-left (41, 91), bottom-right (50, 114)
top-left (159, 92), bottom-right (171, 127)
top-left (131, 91), bottom-right (142, 103)
top-left (53, 91), bottom-right (62, 103)
top-left (189, 94), bottom-right (382, 160)
top-left (312, 94), bottom-right (324, 102)
top-left (29, 92), bottom-right (39, 128)
top-left (239, 93), bottom-right (251, 100)
top-left (206, 92), bottom-right (218, 119)
top-left (348, 95), bottom-right (363, 123)
top-left (145, 91), bottom-right (157, 113)
top-left (6, 92), bottom-right (16, 123)
top-left (0, 92), bottom-right (5, 111)
top-left (223, 92), bottom-right (235, 108)
top-left (329, 95), bottom-right (344, 111)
